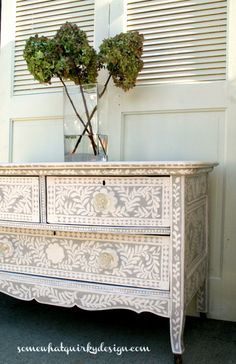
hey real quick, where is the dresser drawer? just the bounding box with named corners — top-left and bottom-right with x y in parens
top-left (0, 177), bottom-right (40, 223)
top-left (0, 232), bottom-right (170, 290)
top-left (46, 176), bottom-right (170, 227)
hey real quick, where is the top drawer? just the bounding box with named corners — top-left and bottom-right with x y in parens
top-left (0, 177), bottom-right (40, 223)
top-left (46, 176), bottom-right (170, 227)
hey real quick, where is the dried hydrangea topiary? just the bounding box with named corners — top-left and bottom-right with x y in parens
top-left (23, 23), bottom-right (99, 85)
top-left (23, 35), bottom-right (56, 84)
top-left (99, 31), bottom-right (144, 91)
top-left (53, 22), bottom-right (99, 85)
top-left (23, 22), bottom-right (144, 155)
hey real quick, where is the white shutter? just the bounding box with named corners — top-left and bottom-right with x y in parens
top-left (14, 0), bottom-right (95, 94)
top-left (126, 0), bottom-right (227, 84)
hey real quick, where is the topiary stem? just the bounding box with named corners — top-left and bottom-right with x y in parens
top-left (79, 83), bottom-right (98, 155)
top-left (71, 105), bottom-right (97, 155)
top-left (59, 77), bottom-right (87, 129)
top-left (60, 76), bottom-right (98, 155)
top-left (99, 74), bottom-right (112, 98)
top-left (72, 75), bottom-right (112, 155)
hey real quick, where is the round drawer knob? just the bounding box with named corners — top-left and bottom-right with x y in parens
top-left (92, 188), bottom-right (117, 214)
top-left (93, 192), bottom-right (109, 211)
top-left (0, 241), bottom-right (13, 257)
top-left (98, 249), bottom-right (119, 270)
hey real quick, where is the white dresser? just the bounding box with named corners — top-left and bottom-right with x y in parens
top-left (0, 162), bottom-right (216, 363)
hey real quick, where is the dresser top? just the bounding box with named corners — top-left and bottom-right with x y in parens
top-left (0, 161), bottom-right (217, 176)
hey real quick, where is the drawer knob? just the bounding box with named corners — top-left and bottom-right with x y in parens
top-left (94, 193), bottom-right (109, 210)
top-left (92, 189), bottom-right (117, 213)
top-left (0, 241), bottom-right (13, 257)
top-left (98, 249), bottom-right (119, 270)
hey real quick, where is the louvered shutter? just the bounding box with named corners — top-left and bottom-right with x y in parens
top-left (14, 0), bottom-right (95, 94)
top-left (126, 0), bottom-right (227, 84)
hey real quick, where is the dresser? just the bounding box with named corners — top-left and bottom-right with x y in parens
top-left (0, 162), bottom-right (216, 363)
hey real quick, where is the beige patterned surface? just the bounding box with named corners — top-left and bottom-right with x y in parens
top-left (0, 162), bottom-right (216, 355)
top-left (0, 161), bottom-right (217, 176)
top-left (0, 232), bottom-right (170, 290)
top-left (0, 272), bottom-right (170, 316)
top-left (0, 177), bottom-right (40, 222)
top-left (185, 203), bottom-right (207, 270)
top-left (47, 176), bottom-right (170, 227)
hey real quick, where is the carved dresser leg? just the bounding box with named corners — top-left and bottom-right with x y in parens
top-left (169, 312), bottom-right (185, 357)
top-left (174, 353), bottom-right (183, 364)
top-left (170, 176), bottom-right (185, 360)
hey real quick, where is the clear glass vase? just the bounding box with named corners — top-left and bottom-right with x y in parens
top-left (63, 84), bottom-right (108, 162)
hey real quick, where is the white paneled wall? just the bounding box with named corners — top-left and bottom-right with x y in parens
top-left (10, 117), bottom-right (64, 162)
top-left (121, 110), bottom-right (224, 161)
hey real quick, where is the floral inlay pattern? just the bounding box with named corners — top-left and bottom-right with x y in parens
top-left (185, 175), bottom-right (207, 203)
top-left (0, 233), bottom-right (170, 290)
top-left (185, 204), bottom-right (206, 269)
top-left (46, 176), bottom-right (170, 227)
top-left (0, 177), bottom-right (40, 222)
top-left (0, 276), bottom-right (169, 316)
top-left (170, 176), bottom-right (185, 354)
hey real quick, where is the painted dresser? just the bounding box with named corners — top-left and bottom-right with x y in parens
top-left (0, 162), bottom-right (216, 363)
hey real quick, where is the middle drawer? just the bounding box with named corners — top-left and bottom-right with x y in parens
top-left (0, 231), bottom-right (170, 290)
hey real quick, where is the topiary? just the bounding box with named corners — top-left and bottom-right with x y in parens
top-left (99, 31), bottom-right (144, 91)
top-left (23, 22), bottom-right (144, 155)
top-left (23, 35), bottom-right (56, 84)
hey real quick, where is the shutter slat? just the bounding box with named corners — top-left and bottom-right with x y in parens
top-left (144, 37), bottom-right (226, 50)
top-left (16, 0), bottom-right (94, 12)
top-left (143, 57), bottom-right (225, 67)
top-left (14, 0), bottom-right (95, 95)
top-left (15, 27), bottom-right (94, 43)
top-left (138, 70), bottom-right (225, 79)
top-left (140, 64), bottom-right (226, 74)
top-left (128, 5), bottom-right (226, 22)
top-left (142, 45), bottom-right (226, 58)
top-left (16, 11), bottom-right (94, 28)
top-left (141, 50), bottom-right (226, 63)
top-left (127, 0), bottom-right (227, 84)
top-left (16, 1), bottom-right (93, 15)
top-left (127, 2), bottom-right (226, 18)
top-left (136, 19), bottom-right (226, 35)
top-left (144, 28), bottom-right (226, 40)
top-left (15, 22), bottom-right (94, 38)
top-left (127, 0), bottom-right (225, 9)
top-left (127, 14), bottom-right (227, 31)
top-left (137, 74), bottom-right (225, 85)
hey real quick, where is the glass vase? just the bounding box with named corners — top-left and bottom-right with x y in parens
top-left (63, 84), bottom-right (108, 162)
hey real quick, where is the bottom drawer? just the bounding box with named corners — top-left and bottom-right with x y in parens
top-left (0, 231), bottom-right (170, 290)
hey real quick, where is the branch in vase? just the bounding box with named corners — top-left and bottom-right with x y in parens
top-left (78, 83), bottom-right (98, 155)
top-left (59, 76), bottom-right (87, 130)
top-left (60, 77), bottom-right (98, 155)
top-left (71, 114), bottom-right (97, 155)
top-left (72, 75), bottom-right (112, 154)
top-left (98, 134), bottom-right (107, 156)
